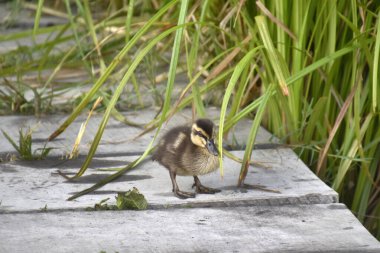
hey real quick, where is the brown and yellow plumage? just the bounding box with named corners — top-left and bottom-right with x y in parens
top-left (152, 119), bottom-right (220, 199)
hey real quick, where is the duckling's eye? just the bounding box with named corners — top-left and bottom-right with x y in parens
top-left (194, 130), bottom-right (207, 140)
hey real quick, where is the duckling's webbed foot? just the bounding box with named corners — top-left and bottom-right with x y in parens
top-left (193, 176), bottom-right (221, 194)
top-left (169, 171), bottom-right (195, 199)
top-left (174, 190), bottom-right (196, 199)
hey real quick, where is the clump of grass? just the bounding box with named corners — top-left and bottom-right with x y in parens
top-left (1, 128), bottom-right (52, 160)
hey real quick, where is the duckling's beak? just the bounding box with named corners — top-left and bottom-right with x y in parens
top-left (206, 139), bottom-right (219, 156)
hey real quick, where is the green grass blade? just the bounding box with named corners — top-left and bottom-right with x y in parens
top-left (187, 1), bottom-right (209, 117)
top-left (160, 0), bottom-right (189, 123)
top-left (125, 0), bottom-right (135, 43)
top-left (303, 97), bottom-right (328, 143)
top-left (69, 23), bottom-right (193, 179)
top-left (63, 0), bottom-right (87, 60)
top-left (0, 24), bottom-right (66, 42)
top-left (124, 0), bottom-right (191, 179)
top-left (42, 46), bottom-right (76, 91)
top-left (166, 47), bottom-right (235, 119)
top-left (67, 0), bottom-right (190, 191)
top-left (137, 58), bottom-right (234, 137)
top-left (218, 47), bottom-right (261, 177)
top-left (82, 0), bottom-right (106, 72)
top-left (224, 44), bottom-right (357, 132)
top-left (238, 83), bottom-right (274, 186)
top-left (332, 113), bottom-right (373, 190)
top-left (372, 10), bottom-right (380, 112)
top-left (353, 141), bottom-right (380, 221)
top-left (32, 0), bottom-right (44, 39)
top-left (67, 150), bottom-right (152, 201)
top-left (225, 65), bottom-right (253, 127)
top-left (48, 0), bottom-right (179, 141)
top-left (124, 0), bottom-right (190, 169)
top-left (69, 64), bottom-right (233, 198)
top-left (175, 68), bottom-right (234, 116)
top-left (317, 81), bottom-right (358, 175)
top-left (255, 15), bottom-right (289, 96)
top-left (1, 130), bottom-right (21, 154)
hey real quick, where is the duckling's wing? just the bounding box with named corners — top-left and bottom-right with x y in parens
top-left (168, 133), bottom-right (184, 152)
top-left (153, 126), bottom-right (190, 160)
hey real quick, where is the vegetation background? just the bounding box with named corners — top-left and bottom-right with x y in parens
top-left (0, 0), bottom-right (379, 240)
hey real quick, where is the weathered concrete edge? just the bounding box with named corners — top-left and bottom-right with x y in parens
top-left (148, 192), bottom-right (339, 210)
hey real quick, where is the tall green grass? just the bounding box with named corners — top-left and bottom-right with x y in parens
top-left (1, 0), bottom-right (379, 239)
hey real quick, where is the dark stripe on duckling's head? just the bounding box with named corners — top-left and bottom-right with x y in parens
top-left (194, 118), bottom-right (214, 138)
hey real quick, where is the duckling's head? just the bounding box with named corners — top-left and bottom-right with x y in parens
top-left (190, 119), bottom-right (219, 156)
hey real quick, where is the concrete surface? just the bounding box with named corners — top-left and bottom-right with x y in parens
top-left (0, 108), bottom-right (276, 158)
top-left (0, 111), bottom-right (379, 252)
top-left (1, 204), bottom-right (379, 253)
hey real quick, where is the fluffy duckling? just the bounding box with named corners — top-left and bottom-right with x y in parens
top-left (152, 118), bottom-right (221, 199)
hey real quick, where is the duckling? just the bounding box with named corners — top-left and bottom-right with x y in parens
top-left (152, 118), bottom-right (221, 199)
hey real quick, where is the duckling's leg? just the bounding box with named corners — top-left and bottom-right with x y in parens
top-left (193, 176), bottom-right (221, 194)
top-left (169, 171), bottom-right (195, 199)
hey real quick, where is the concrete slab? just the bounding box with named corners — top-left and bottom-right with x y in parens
top-left (0, 108), bottom-right (277, 158)
top-left (0, 150), bottom-right (337, 213)
top-left (0, 204), bottom-right (379, 253)
top-left (1, 112), bottom-right (378, 251)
